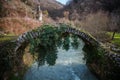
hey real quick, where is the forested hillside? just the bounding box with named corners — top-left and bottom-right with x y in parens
top-left (64, 0), bottom-right (120, 20)
top-left (62, 0), bottom-right (120, 41)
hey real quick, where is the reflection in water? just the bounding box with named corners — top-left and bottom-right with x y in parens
top-left (24, 39), bottom-right (98, 80)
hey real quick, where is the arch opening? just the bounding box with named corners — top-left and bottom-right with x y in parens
top-left (24, 38), bottom-right (99, 80)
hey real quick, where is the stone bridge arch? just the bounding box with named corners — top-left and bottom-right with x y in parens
top-left (15, 25), bottom-right (99, 52)
top-left (14, 24), bottom-right (100, 66)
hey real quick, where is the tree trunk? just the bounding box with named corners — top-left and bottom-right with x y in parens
top-left (112, 31), bottom-right (116, 40)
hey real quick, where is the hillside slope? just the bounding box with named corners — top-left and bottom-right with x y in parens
top-left (64, 0), bottom-right (102, 20)
top-left (21, 0), bottom-right (64, 19)
top-left (64, 0), bottom-right (120, 20)
top-left (38, 0), bottom-right (64, 19)
top-left (0, 0), bottom-right (63, 35)
top-left (0, 0), bottom-right (33, 18)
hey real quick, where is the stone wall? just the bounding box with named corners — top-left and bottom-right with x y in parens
top-left (88, 50), bottom-right (120, 80)
top-left (104, 52), bottom-right (120, 80)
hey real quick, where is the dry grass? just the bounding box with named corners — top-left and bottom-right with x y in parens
top-left (0, 17), bottom-right (41, 35)
top-left (0, 0), bottom-right (33, 18)
top-left (0, 0), bottom-right (42, 35)
top-left (79, 11), bottom-right (110, 40)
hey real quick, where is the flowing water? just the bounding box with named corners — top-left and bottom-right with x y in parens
top-left (24, 39), bottom-right (98, 80)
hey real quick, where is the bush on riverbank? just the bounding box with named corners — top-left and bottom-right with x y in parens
top-left (83, 42), bottom-right (120, 80)
top-left (0, 35), bottom-right (29, 80)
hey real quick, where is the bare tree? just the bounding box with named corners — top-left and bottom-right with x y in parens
top-left (109, 10), bottom-right (120, 40)
top-left (80, 11), bottom-right (109, 40)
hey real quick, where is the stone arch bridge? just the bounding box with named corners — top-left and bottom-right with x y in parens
top-left (0, 24), bottom-right (119, 80)
top-left (15, 25), bottom-right (99, 52)
top-left (2, 24), bottom-right (119, 80)
top-left (14, 24), bottom-right (101, 66)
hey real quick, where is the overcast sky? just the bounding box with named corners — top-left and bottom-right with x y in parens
top-left (56, 0), bottom-right (69, 5)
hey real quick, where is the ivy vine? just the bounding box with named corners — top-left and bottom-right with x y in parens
top-left (27, 24), bottom-right (80, 66)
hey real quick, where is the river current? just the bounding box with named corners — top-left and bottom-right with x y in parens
top-left (24, 39), bottom-right (98, 80)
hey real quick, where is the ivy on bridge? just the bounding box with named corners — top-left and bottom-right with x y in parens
top-left (15, 24), bottom-right (101, 66)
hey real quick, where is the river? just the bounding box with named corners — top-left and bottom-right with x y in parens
top-left (24, 39), bottom-right (98, 80)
